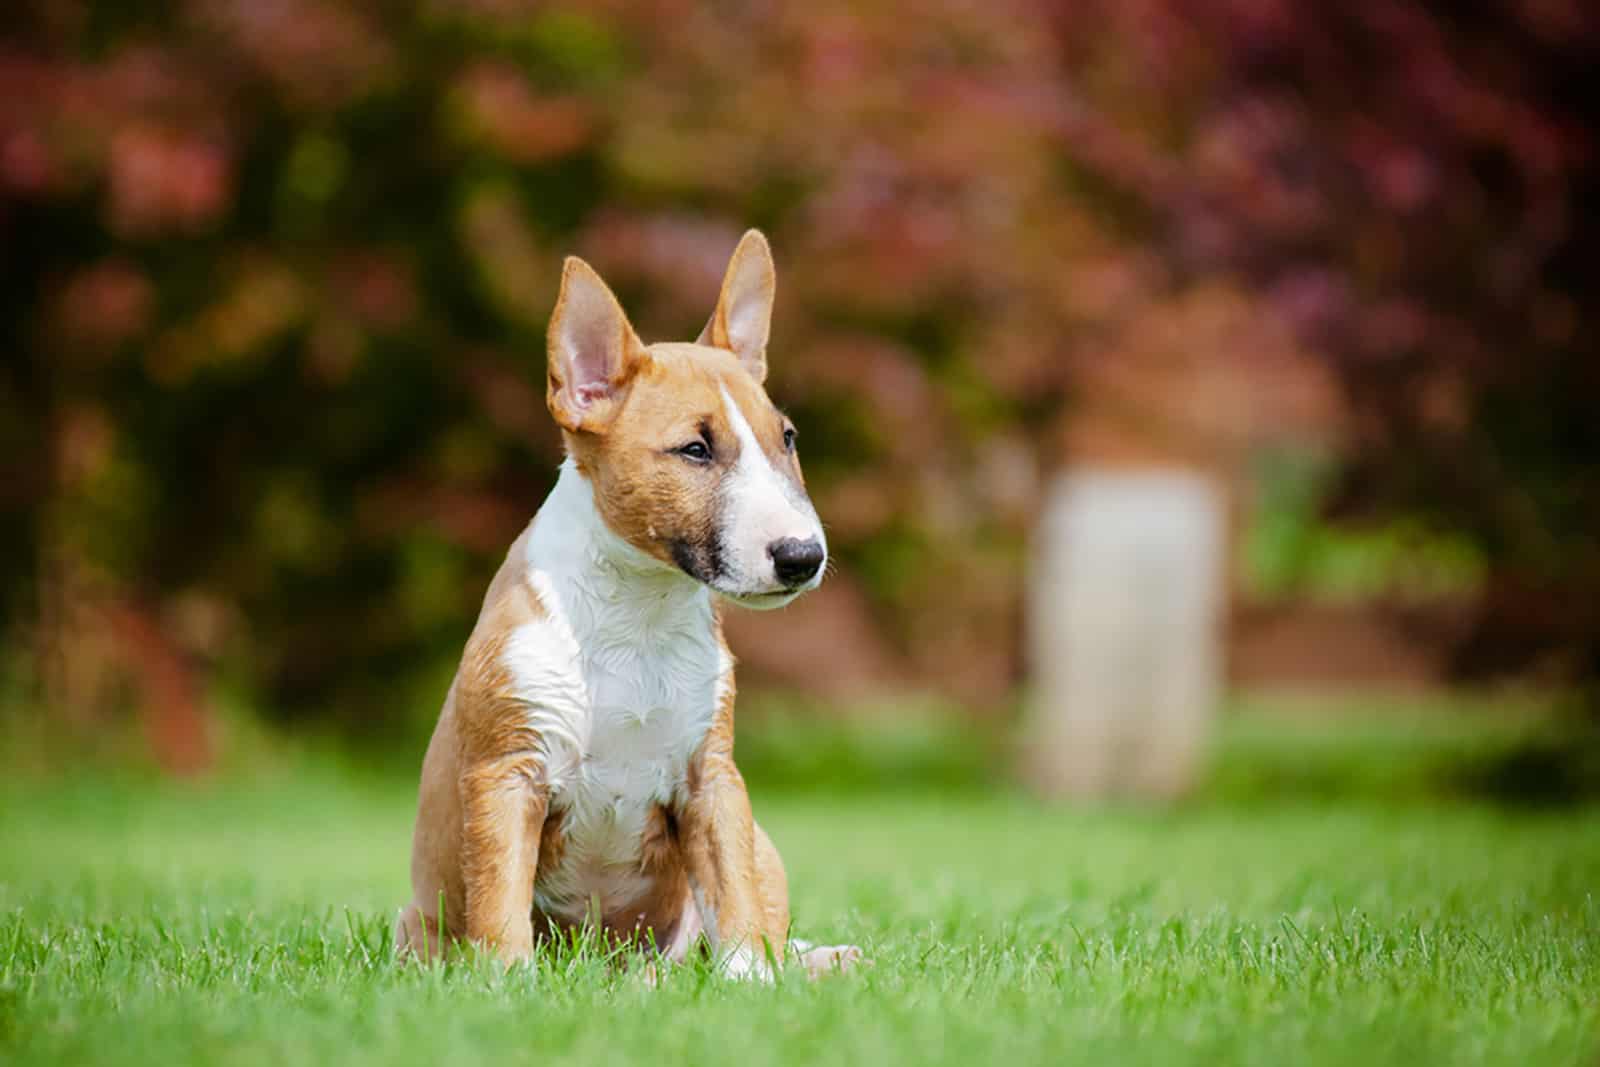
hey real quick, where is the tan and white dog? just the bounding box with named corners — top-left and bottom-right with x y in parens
top-left (396, 231), bottom-right (860, 980)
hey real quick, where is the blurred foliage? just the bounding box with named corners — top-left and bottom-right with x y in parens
top-left (733, 696), bottom-right (1001, 796)
top-left (1048, 2), bottom-right (1600, 687)
top-left (1, 0), bottom-right (1597, 740)
top-left (1242, 448), bottom-right (1486, 603)
top-left (1214, 690), bottom-right (1592, 807)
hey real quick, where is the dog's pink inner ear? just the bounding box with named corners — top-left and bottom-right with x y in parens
top-left (699, 230), bottom-right (775, 383)
top-left (548, 257), bottom-right (640, 426)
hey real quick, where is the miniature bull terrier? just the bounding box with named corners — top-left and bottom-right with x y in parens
top-left (396, 231), bottom-right (861, 980)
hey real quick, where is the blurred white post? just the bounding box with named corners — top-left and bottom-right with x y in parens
top-left (1024, 469), bottom-right (1225, 800)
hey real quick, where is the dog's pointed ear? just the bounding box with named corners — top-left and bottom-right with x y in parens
top-left (697, 229), bottom-right (775, 383)
top-left (547, 257), bottom-right (646, 433)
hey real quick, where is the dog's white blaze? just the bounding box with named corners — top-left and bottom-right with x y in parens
top-left (503, 462), bottom-right (726, 927)
top-left (717, 385), bottom-right (825, 593)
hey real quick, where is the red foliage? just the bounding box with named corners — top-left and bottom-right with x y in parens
top-left (2, 0), bottom-right (1596, 741)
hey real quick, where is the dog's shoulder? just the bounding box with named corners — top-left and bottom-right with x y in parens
top-left (478, 520), bottom-right (537, 613)
top-left (453, 528), bottom-right (587, 774)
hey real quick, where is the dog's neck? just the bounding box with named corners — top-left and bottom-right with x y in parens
top-left (527, 459), bottom-right (715, 642)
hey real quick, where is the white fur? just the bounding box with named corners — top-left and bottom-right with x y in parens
top-left (501, 461), bottom-right (726, 928)
top-left (716, 385), bottom-right (826, 601)
top-left (719, 944), bottom-right (774, 981)
top-left (500, 572), bottom-right (588, 786)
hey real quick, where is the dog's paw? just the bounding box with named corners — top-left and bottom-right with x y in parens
top-left (719, 944), bottom-right (777, 983)
top-left (798, 943), bottom-right (865, 978)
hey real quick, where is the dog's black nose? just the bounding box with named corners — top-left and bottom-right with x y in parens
top-left (768, 537), bottom-right (825, 586)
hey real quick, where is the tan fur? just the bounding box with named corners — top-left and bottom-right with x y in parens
top-left (397, 230), bottom-right (852, 978)
top-left (568, 345), bottom-right (804, 570)
top-left (680, 659), bottom-right (790, 958)
top-left (696, 230), bottom-right (776, 383)
top-left (398, 574), bottom-right (551, 963)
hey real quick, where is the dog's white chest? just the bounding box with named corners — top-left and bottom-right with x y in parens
top-left (500, 569), bottom-right (725, 922)
top-left (570, 645), bottom-right (722, 813)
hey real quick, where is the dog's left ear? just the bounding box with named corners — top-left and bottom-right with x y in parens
top-left (697, 229), bottom-right (775, 383)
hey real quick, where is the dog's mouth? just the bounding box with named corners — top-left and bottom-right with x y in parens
top-left (718, 587), bottom-right (807, 611)
top-left (668, 534), bottom-right (824, 610)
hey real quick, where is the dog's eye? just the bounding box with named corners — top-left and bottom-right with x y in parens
top-left (782, 426), bottom-right (797, 452)
top-left (674, 440), bottom-right (713, 463)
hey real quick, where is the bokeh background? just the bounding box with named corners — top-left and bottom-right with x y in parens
top-left (2, 0), bottom-right (1598, 792)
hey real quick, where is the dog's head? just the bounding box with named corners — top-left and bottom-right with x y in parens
top-left (545, 230), bottom-right (825, 609)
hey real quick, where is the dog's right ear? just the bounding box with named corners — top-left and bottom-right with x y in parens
top-left (546, 257), bottom-right (646, 433)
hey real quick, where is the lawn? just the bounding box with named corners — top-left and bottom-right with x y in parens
top-left (1, 699), bottom-right (1596, 1066)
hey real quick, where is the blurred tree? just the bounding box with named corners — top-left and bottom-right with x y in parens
top-left (2, 0), bottom-right (1596, 759)
top-left (1038, 0), bottom-right (1599, 696)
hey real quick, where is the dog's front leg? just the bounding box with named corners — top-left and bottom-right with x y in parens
top-left (680, 738), bottom-right (780, 980)
top-left (460, 752), bottom-right (546, 966)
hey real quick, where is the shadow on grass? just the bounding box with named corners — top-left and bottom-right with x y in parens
top-left (1190, 693), bottom-right (1600, 810)
top-left (1450, 727), bottom-right (1600, 808)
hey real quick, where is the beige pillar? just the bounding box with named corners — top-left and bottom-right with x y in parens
top-left (1024, 469), bottom-right (1225, 800)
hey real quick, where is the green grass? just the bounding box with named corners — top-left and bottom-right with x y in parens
top-left (1, 702), bottom-right (1597, 1066)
